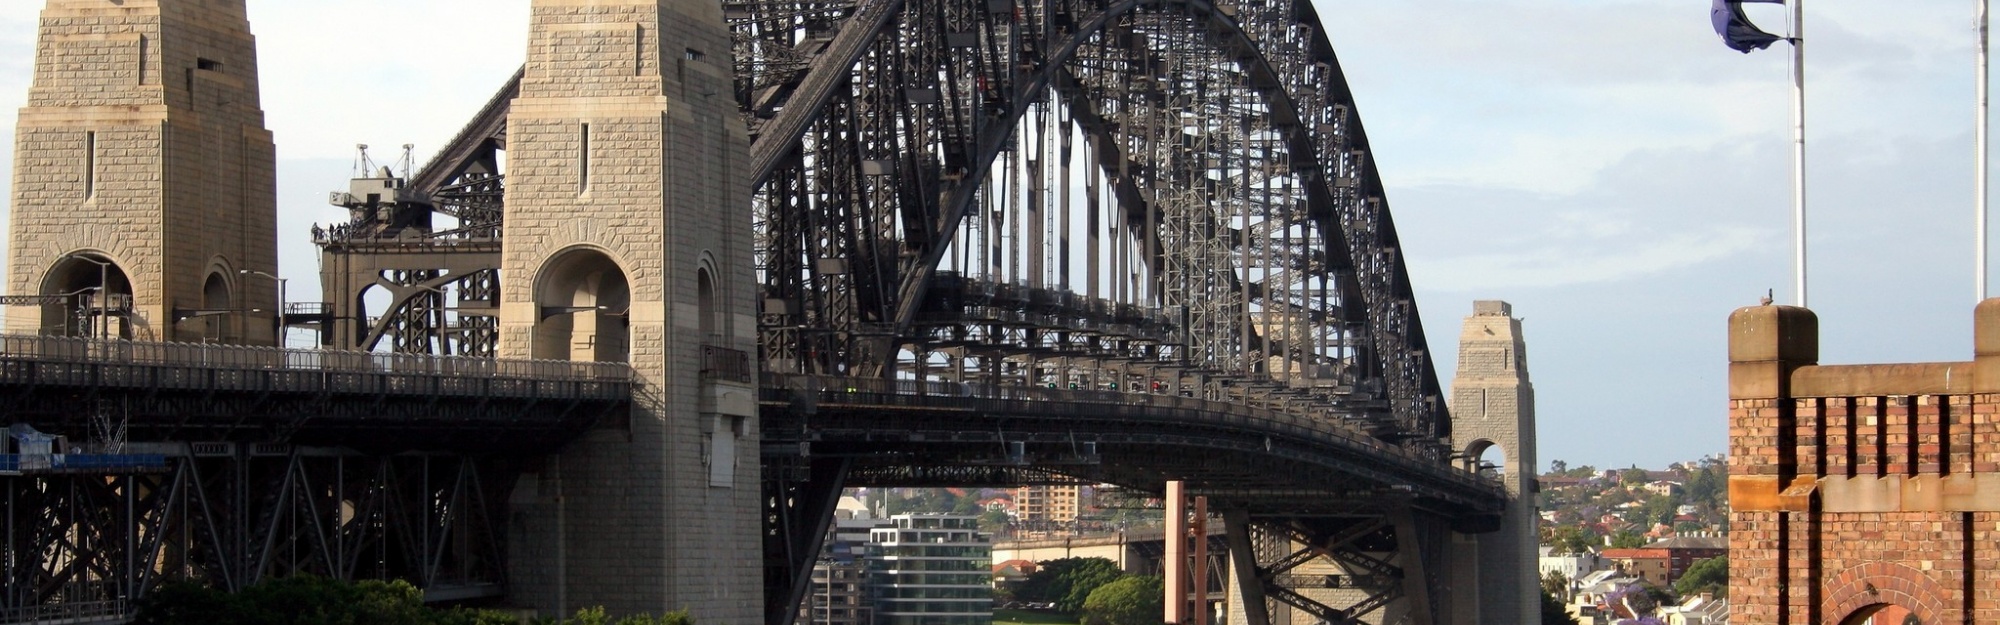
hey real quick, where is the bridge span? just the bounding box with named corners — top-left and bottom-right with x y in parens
top-left (1, 0), bottom-right (1533, 623)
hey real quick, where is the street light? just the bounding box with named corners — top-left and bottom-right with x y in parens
top-left (240, 269), bottom-right (286, 346)
top-left (59, 253), bottom-right (114, 341)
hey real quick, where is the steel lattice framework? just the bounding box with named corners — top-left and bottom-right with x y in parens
top-left (285, 1), bottom-right (1494, 623)
top-left (321, 0), bottom-right (1446, 452)
top-left (738, 0), bottom-right (1445, 450)
top-left (2, 451), bottom-right (515, 620)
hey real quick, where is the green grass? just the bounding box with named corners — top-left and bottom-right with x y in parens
top-left (992, 608), bottom-right (1080, 625)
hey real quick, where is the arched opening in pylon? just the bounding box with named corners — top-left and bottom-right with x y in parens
top-left (698, 266), bottom-right (718, 340)
top-left (531, 248), bottom-right (630, 363)
top-left (40, 252), bottom-right (131, 339)
top-left (199, 271), bottom-right (234, 343)
top-left (1465, 439), bottom-right (1507, 476)
top-left (1842, 603), bottom-right (1921, 625)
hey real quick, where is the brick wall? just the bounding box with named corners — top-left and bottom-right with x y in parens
top-left (1728, 303), bottom-right (2000, 624)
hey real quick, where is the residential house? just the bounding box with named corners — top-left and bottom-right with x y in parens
top-left (1599, 548), bottom-right (1672, 585)
top-left (1663, 593), bottom-right (1729, 625)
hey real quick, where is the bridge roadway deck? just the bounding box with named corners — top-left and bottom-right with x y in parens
top-left (0, 335), bottom-right (631, 453)
top-left (760, 373), bottom-right (1506, 521)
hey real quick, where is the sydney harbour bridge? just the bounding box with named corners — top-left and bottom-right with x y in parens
top-left (0, 0), bottom-right (1522, 624)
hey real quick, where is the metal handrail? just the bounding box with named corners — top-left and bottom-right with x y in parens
top-left (0, 333), bottom-right (632, 383)
top-left (702, 345), bottom-right (754, 383)
top-left (763, 373), bottom-right (1502, 494)
top-left (0, 599), bottom-right (129, 624)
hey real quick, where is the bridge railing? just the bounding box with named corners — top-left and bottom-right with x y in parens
top-left (0, 599), bottom-right (129, 624)
top-left (0, 334), bottom-right (632, 394)
top-left (765, 373), bottom-right (1496, 491)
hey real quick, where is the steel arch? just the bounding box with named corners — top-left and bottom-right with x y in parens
top-left (735, 0), bottom-right (1447, 451)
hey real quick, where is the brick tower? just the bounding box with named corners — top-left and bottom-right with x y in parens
top-left (497, 0), bottom-right (760, 620)
top-left (1726, 302), bottom-right (2000, 624)
top-left (7, 0), bottom-right (277, 345)
top-left (1448, 300), bottom-right (1537, 625)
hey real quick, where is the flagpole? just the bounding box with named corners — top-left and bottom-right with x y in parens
top-left (1980, 0), bottom-right (1990, 302)
top-left (1791, 0), bottom-right (1808, 308)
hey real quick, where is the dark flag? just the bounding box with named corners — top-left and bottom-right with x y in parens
top-left (1711, 0), bottom-right (1785, 53)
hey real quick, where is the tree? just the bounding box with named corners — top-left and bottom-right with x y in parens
top-left (1546, 526), bottom-right (1595, 555)
top-left (1541, 570), bottom-right (1569, 599)
top-left (978, 507), bottom-right (1012, 532)
top-left (554, 607), bottom-right (697, 625)
top-left (1540, 588), bottom-right (1579, 625)
top-left (1620, 467), bottom-right (1650, 487)
top-left (1015, 557), bottom-right (1125, 614)
top-left (1636, 494), bottom-right (1681, 527)
top-left (1685, 466), bottom-right (1722, 507)
top-left (1673, 556), bottom-right (1728, 599)
top-left (951, 495), bottom-right (983, 516)
top-left (1080, 576), bottom-right (1163, 625)
top-left (133, 576), bottom-right (673, 625)
top-left (1549, 459), bottom-right (1569, 475)
top-left (1609, 530), bottom-right (1647, 549)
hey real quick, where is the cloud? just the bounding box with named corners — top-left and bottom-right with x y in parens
top-left (0, 0), bottom-right (1991, 471)
top-left (1326, 0), bottom-right (1974, 194)
top-left (1419, 226), bottom-right (1764, 291)
top-left (248, 0), bottom-right (532, 162)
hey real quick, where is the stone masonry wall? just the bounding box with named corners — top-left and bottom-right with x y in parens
top-left (1447, 300), bottom-right (1537, 625)
top-left (9, 0), bottom-right (275, 343)
top-left (500, 0), bottom-right (758, 622)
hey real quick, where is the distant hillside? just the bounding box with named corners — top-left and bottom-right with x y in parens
top-left (1537, 456), bottom-right (1727, 552)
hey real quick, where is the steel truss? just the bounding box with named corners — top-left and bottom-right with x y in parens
top-left (312, 71), bottom-right (517, 356)
top-left (267, 0), bottom-right (1485, 621)
top-left (0, 450), bottom-right (513, 624)
top-left (734, 0), bottom-right (1449, 457)
top-left (759, 377), bottom-right (1499, 625)
top-left (323, 0), bottom-right (1447, 456)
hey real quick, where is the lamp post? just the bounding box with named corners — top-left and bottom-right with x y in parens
top-left (240, 269), bottom-right (286, 346)
top-left (60, 253), bottom-right (114, 341)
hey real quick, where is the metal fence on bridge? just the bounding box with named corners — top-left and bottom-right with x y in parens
top-left (0, 333), bottom-right (632, 401)
top-left (763, 373), bottom-right (1500, 495)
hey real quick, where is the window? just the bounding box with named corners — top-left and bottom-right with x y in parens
top-left (697, 268), bottom-right (717, 338)
top-left (577, 123), bottom-right (591, 195)
top-left (197, 57), bottom-right (222, 72)
top-left (83, 131), bottom-right (96, 199)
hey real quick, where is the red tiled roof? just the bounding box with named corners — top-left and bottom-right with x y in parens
top-left (1600, 548), bottom-right (1670, 560)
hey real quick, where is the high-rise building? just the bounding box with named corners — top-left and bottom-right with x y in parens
top-left (806, 513), bottom-right (893, 625)
top-left (869, 514), bottom-right (993, 625)
top-left (1014, 485), bottom-right (1080, 524)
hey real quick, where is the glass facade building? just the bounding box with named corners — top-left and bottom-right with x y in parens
top-left (868, 514), bottom-right (993, 625)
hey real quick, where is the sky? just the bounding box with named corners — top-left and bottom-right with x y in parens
top-left (0, 0), bottom-right (1989, 472)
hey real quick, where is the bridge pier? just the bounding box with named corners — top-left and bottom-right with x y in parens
top-left (7, 0), bottom-right (278, 346)
top-left (1222, 510), bottom-right (1271, 625)
top-left (1446, 301), bottom-right (1537, 625)
top-left (497, 0), bottom-right (761, 621)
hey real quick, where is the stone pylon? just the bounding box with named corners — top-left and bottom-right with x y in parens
top-left (7, 0), bottom-right (277, 345)
top-left (1447, 300), bottom-right (1537, 625)
top-left (498, 0), bottom-right (760, 621)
